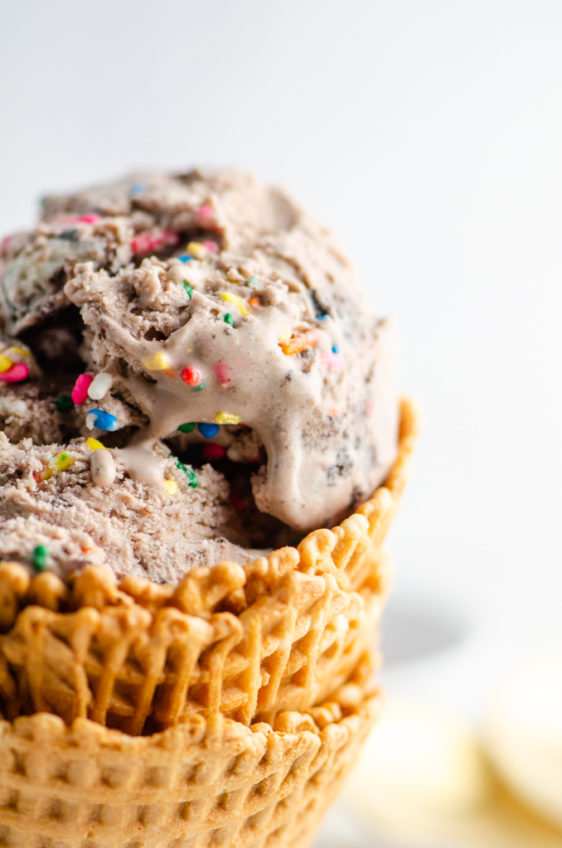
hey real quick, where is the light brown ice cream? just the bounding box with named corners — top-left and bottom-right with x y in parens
top-left (0, 169), bottom-right (398, 582)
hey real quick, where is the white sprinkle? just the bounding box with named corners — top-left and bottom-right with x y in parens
top-left (85, 413), bottom-right (96, 430)
top-left (90, 449), bottom-right (116, 487)
top-left (88, 372), bottom-right (112, 400)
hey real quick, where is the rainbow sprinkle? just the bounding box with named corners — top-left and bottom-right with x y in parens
top-left (221, 292), bottom-right (249, 316)
top-left (54, 451), bottom-right (74, 472)
top-left (197, 205), bottom-right (215, 222)
top-left (279, 332), bottom-right (319, 356)
top-left (0, 362), bottom-right (29, 383)
top-left (183, 281), bottom-right (193, 298)
top-left (176, 460), bottom-right (198, 488)
top-left (186, 241), bottom-right (207, 259)
top-left (86, 437), bottom-right (106, 450)
top-left (214, 412), bottom-right (240, 425)
top-left (72, 373), bottom-right (93, 405)
top-left (215, 361), bottom-right (232, 387)
top-left (198, 422), bottom-right (219, 438)
top-left (163, 478), bottom-right (179, 496)
top-left (178, 422), bottom-right (196, 433)
top-left (129, 184), bottom-right (146, 196)
top-left (31, 544), bottom-right (48, 572)
top-left (56, 394), bottom-right (74, 413)
top-left (142, 351), bottom-right (171, 371)
top-left (180, 365), bottom-right (200, 386)
top-left (86, 409), bottom-right (119, 432)
top-left (203, 444), bottom-right (226, 461)
top-left (88, 372), bottom-right (112, 400)
top-left (223, 313), bottom-right (234, 326)
top-left (131, 230), bottom-right (179, 256)
top-left (0, 354), bottom-right (12, 372)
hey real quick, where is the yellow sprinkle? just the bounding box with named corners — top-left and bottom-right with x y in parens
top-left (8, 346), bottom-right (29, 358)
top-left (186, 241), bottom-right (206, 259)
top-left (163, 478), bottom-right (179, 496)
top-left (38, 467), bottom-right (54, 482)
top-left (221, 292), bottom-right (249, 316)
top-left (278, 326), bottom-right (291, 343)
top-left (0, 354), bottom-right (12, 373)
top-left (54, 451), bottom-right (75, 471)
top-left (86, 437), bottom-right (106, 451)
top-left (141, 350), bottom-right (171, 371)
top-left (214, 411), bottom-right (241, 425)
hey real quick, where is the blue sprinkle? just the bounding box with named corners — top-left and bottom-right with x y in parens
top-left (129, 183), bottom-right (147, 196)
top-left (331, 344), bottom-right (340, 354)
top-left (318, 313), bottom-right (330, 321)
top-left (88, 409), bottom-right (119, 432)
top-left (198, 422), bottom-right (219, 439)
top-left (178, 254), bottom-right (195, 263)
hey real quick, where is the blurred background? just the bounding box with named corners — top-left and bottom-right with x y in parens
top-left (1, 1), bottom-right (562, 845)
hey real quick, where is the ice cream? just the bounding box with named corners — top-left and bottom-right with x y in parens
top-left (0, 169), bottom-right (398, 581)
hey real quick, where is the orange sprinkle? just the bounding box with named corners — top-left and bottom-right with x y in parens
top-left (248, 297), bottom-right (262, 308)
top-left (279, 332), bottom-right (319, 356)
top-left (164, 368), bottom-right (176, 377)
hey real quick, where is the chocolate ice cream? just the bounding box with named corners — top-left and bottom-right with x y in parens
top-left (0, 170), bottom-right (398, 581)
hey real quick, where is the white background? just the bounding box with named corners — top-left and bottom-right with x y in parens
top-left (1, 0), bottom-right (561, 768)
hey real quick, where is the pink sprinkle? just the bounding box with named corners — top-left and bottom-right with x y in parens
top-left (321, 352), bottom-right (346, 372)
top-left (197, 205), bottom-right (215, 222)
top-left (203, 444), bottom-right (226, 461)
top-left (131, 230), bottom-right (180, 256)
top-left (72, 373), bottom-right (93, 405)
top-left (60, 213), bottom-right (101, 226)
top-left (215, 361), bottom-right (233, 387)
top-left (0, 362), bottom-right (29, 383)
top-left (202, 240), bottom-right (218, 254)
top-left (0, 236), bottom-right (12, 256)
top-left (76, 213), bottom-right (101, 224)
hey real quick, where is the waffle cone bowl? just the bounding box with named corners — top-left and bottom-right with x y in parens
top-left (0, 653), bottom-right (378, 848)
top-left (0, 399), bottom-right (416, 848)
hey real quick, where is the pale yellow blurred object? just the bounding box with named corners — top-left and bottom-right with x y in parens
top-left (485, 654), bottom-right (562, 831)
top-left (344, 697), bottom-right (562, 847)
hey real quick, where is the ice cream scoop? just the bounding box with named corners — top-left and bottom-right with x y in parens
top-left (0, 169), bottom-right (398, 576)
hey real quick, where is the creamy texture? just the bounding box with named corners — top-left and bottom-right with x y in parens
top-left (0, 433), bottom-right (267, 582)
top-left (0, 169), bottom-right (398, 580)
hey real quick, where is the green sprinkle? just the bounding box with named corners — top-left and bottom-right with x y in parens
top-left (183, 282), bottom-right (193, 298)
top-left (32, 544), bottom-right (48, 572)
top-left (55, 394), bottom-right (74, 414)
top-left (176, 460), bottom-right (199, 488)
top-left (247, 276), bottom-right (258, 288)
top-left (223, 313), bottom-right (234, 326)
top-left (178, 422), bottom-right (196, 433)
top-left (191, 381), bottom-right (206, 392)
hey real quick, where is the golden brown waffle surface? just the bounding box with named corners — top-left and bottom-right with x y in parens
top-left (0, 654), bottom-right (378, 848)
top-left (0, 400), bottom-right (416, 734)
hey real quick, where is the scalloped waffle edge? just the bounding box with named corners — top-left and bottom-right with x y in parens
top-left (0, 399), bottom-right (417, 733)
top-left (0, 652), bottom-right (378, 848)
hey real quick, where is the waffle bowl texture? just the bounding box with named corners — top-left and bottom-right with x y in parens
top-left (0, 399), bottom-right (416, 735)
top-left (0, 652), bottom-right (378, 848)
